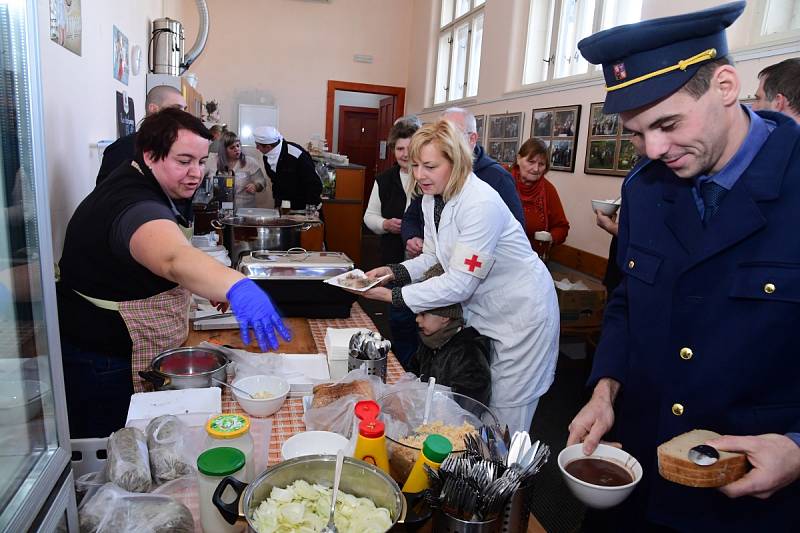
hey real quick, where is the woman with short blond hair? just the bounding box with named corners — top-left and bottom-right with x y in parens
top-left (359, 120), bottom-right (559, 432)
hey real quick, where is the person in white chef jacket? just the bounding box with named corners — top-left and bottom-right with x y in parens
top-left (361, 119), bottom-right (560, 432)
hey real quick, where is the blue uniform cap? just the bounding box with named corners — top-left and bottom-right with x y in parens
top-left (578, 1), bottom-right (745, 114)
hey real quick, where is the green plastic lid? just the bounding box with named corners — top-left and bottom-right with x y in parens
top-left (422, 434), bottom-right (452, 463)
top-left (197, 447), bottom-right (246, 476)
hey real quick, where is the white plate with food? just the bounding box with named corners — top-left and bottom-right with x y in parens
top-left (324, 269), bottom-right (391, 292)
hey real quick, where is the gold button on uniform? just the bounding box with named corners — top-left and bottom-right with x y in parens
top-left (628, 260), bottom-right (635, 269)
top-left (671, 403), bottom-right (684, 416)
top-left (679, 347), bottom-right (693, 360)
top-left (764, 283), bottom-right (776, 294)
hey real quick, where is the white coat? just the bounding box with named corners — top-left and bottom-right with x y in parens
top-left (401, 174), bottom-right (559, 408)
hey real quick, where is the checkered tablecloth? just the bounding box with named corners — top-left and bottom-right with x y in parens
top-left (173, 303), bottom-right (404, 531)
top-left (220, 302), bottom-right (404, 465)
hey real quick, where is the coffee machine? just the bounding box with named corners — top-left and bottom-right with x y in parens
top-left (192, 173), bottom-right (235, 233)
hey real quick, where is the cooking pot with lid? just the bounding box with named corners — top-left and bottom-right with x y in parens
top-left (212, 215), bottom-right (315, 266)
top-left (138, 346), bottom-right (229, 390)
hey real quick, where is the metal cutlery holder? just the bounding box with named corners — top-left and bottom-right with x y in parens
top-left (499, 484), bottom-right (532, 532)
top-left (433, 510), bottom-right (499, 532)
top-left (348, 353), bottom-right (387, 382)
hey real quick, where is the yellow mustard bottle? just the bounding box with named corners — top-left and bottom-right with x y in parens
top-left (402, 434), bottom-right (452, 493)
top-left (354, 419), bottom-right (390, 474)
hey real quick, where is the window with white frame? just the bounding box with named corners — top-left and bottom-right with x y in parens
top-left (757, 0), bottom-right (800, 42)
top-left (522, 0), bottom-right (642, 86)
top-left (433, 0), bottom-right (486, 105)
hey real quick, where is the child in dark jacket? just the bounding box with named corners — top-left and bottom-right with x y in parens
top-left (406, 265), bottom-right (492, 405)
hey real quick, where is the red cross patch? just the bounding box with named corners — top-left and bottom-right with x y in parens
top-left (451, 242), bottom-right (494, 279)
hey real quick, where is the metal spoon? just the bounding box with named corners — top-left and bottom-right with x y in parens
top-left (210, 376), bottom-right (255, 399)
top-left (688, 444), bottom-right (719, 466)
top-left (322, 449), bottom-right (344, 533)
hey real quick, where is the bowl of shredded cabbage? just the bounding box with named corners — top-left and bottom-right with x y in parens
top-left (213, 454), bottom-right (405, 532)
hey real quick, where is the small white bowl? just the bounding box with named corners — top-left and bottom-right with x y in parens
top-left (558, 443), bottom-right (642, 509)
top-left (591, 199), bottom-right (621, 216)
top-left (281, 430), bottom-right (349, 461)
top-left (231, 375), bottom-right (289, 417)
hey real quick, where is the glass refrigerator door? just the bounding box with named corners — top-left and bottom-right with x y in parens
top-left (0, 1), bottom-right (76, 531)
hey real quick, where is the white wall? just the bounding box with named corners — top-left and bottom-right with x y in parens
top-left (38, 0), bottom-right (165, 258)
top-left (331, 90), bottom-right (388, 152)
top-left (406, 0), bottom-right (800, 258)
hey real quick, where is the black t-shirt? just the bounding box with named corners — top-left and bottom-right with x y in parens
top-left (57, 161), bottom-right (193, 355)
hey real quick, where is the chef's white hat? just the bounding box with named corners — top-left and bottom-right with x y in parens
top-left (253, 126), bottom-right (282, 145)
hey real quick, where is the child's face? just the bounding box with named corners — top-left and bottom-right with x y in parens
top-left (416, 312), bottom-right (450, 336)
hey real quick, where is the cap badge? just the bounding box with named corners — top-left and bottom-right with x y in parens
top-left (613, 62), bottom-right (627, 81)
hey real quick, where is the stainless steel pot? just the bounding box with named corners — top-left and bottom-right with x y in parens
top-left (212, 215), bottom-right (314, 266)
top-left (138, 346), bottom-right (229, 390)
top-left (213, 455), bottom-right (407, 531)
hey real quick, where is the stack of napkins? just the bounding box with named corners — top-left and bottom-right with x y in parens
top-left (324, 327), bottom-right (372, 380)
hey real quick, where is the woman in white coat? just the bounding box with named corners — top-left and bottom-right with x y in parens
top-left (362, 120), bottom-right (560, 432)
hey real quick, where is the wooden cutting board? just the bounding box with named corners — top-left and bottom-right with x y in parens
top-left (184, 317), bottom-right (316, 353)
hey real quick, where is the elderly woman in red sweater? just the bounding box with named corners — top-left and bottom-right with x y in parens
top-left (511, 138), bottom-right (570, 256)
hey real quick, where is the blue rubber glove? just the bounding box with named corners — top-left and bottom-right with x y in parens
top-left (226, 278), bottom-right (292, 351)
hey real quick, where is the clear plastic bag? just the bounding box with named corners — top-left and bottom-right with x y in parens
top-left (78, 483), bottom-right (194, 533)
top-left (302, 367), bottom-right (385, 438)
top-left (105, 427), bottom-right (152, 493)
top-left (146, 415), bottom-right (194, 485)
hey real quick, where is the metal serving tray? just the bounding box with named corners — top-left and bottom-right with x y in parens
top-left (238, 249), bottom-right (354, 280)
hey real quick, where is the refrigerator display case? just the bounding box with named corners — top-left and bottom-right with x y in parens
top-left (0, 1), bottom-right (77, 531)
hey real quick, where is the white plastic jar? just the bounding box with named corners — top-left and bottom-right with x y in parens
top-left (197, 447), bottom-right (246, 533)
top-left (205, 414), bottom-right (255, 482)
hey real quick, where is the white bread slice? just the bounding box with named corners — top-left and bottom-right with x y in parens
top-left (657, 429), bottom-right (749, 488)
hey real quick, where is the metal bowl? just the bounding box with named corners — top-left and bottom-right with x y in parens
top-left (214, 455), bottom-right (406, 531)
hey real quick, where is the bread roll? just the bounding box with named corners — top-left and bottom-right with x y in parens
top-left (657, 429), bottom-right (748, 487)
top-left (311, 379), bottom-right (375, 408)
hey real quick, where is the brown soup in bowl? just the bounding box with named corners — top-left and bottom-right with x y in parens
top-left (565, 457), bottom-right (633, 487)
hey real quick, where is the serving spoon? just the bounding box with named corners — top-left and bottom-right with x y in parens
top-left (322, 449), bottom-right (345, 533)
top-left (210, 376), bottom-right (255, 399)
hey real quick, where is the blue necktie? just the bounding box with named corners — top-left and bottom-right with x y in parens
top-left (701, 181), bottom-right (727, 225)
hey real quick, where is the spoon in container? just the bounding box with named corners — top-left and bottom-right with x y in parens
top-left (688, 444), bottom-right (719, 466)
top-left (422, 377), bottom-right (437, 425)
top-left (210, 376), bottom-right (255, 399)
top-left (322, 449), bottom-right (345, 533)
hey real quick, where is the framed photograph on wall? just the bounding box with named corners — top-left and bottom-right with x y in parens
top-left (530, 105), bottom-right (581, 172)
top-left (487, 112), bottom-right (523, 165)
top-left (585, 102), bottom-right (640, 176)
top-left (474, 114), bottom-right (486, 146)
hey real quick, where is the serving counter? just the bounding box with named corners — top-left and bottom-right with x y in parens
top-left (182, 302), bottom-right (546, 532)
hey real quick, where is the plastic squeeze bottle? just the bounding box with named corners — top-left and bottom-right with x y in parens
top-left (353, 418), bottom-right (391, 474)
top-left (402, 433), bottom-right (452, 493)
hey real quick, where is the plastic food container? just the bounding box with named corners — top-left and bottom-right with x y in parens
top-left (206, 414), bottom-right (255, 482)
top-left (197, 447), bottom-right (246, 533)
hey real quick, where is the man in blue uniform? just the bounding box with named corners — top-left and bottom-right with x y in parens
top-left (567, 3), bottom-right (800, 531)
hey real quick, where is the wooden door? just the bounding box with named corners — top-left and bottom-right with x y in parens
top-left (376, 96), bottom-right (395, 174)
top-left (337, 106), bottom-right (378, 212)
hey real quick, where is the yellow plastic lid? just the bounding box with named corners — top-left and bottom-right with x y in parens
top-left (206, 413), bottom-right (251, 439)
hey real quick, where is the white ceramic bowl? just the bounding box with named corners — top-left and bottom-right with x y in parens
top-left (591, 199), bottom-right (621, 216)
top-left (281, 430), bottom-right (349, 461)
top-left (231, 375), bottom-right (289, 417)
top-left (558, 443), bottom-right (642, 509)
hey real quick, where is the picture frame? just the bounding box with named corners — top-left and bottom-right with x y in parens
top-left (584, 102), bottom-right (641, 176)
top-left (530, 105), bottom-right (581, 172)
top-left (474, 114), bottom-right (486, 146)
top-left (487, 112), bottom-right (523, 164)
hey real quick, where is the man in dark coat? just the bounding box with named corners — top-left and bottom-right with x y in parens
top-left (568, 3), bottom-right (800, 531)
top-left (253, 126), bottom-right (321, 210)
top-left (96, 85), bottom-right (186, 185)
top-left (400, 107), bottom-right (525, 257)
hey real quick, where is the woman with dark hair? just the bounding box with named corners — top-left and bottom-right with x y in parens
top-left (512, 138), bottom-right (570, 257)
top-left (363, 118), bottom-right (419, 366)
top-left (207, 131), bottom-right (267, 208)
top-left (57, 108), bottom-right (290, 438)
